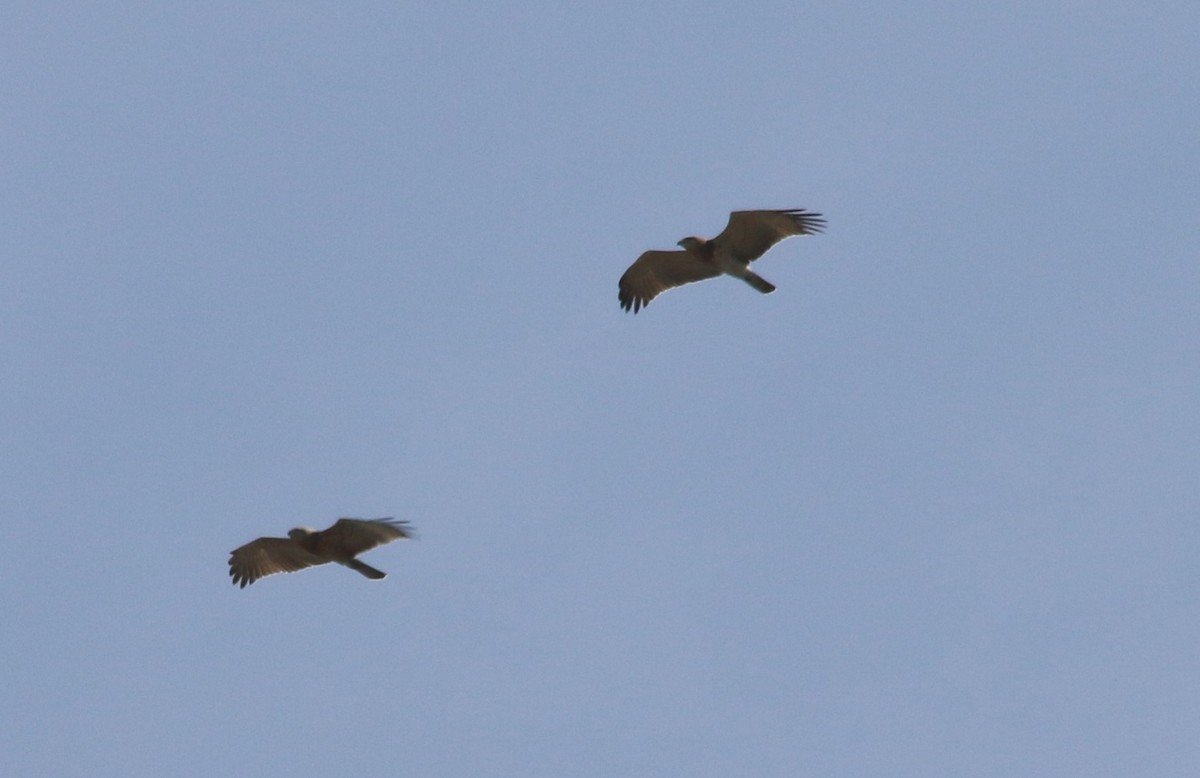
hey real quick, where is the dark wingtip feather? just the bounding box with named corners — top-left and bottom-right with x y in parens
top-left (782, 208), bottom-right (826, 234)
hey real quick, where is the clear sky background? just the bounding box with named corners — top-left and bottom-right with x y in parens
top-left (3, 2), bottom-right (1197, 776)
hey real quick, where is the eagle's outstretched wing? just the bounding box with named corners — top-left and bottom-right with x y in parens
top-left (618, 250), bottom-right (721, 313)
top-left (228, 537), bottom-right (325, 589)
top-left (713, 209), bottom-right (825, 264)
top-left (319, 518), bottom-right (414, 557)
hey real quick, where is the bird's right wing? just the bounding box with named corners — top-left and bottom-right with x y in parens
top-left (228, 537), bottom-right (324, 588)
top-left (618, 250), bottom-right (721, 313)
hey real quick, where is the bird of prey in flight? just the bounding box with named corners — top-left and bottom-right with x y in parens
top-left (618, 208), bottom-right (825, 313)
top-left (228, 517), bottom-right (414, 588)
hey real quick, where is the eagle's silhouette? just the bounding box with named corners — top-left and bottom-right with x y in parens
top-left (229, 518), bottom-right (414, 588)
top-left (619, 208), bottom-right (825, 313)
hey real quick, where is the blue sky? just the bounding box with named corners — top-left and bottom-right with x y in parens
top-left (3, 2), bottom-right (1198, 775)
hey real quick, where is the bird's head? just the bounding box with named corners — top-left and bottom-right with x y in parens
top-left (677, 236), bottom-right (705, 252)
top-left (287, 527), bottom-right (316, 539)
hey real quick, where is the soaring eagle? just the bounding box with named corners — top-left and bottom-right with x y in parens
top-left (618, 208), bottom-right (825, 313)
top-left (228, 517), bottom-right (414, 588)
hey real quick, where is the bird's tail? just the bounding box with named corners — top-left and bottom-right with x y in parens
top-left (742, 272), bottom-right (776, 294)
top-left (345, 559), bottom-right (387, 580)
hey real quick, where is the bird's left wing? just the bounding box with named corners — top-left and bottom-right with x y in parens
top-left (715, 209), bottom-right (825, 263)
top-left (327, 518), bottom-right (415, 555)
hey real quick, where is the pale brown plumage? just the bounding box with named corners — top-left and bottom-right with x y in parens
top-left (618, 208), bottom-right (825, 313)
top-left (228, 517), bottom-right (414, 588)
